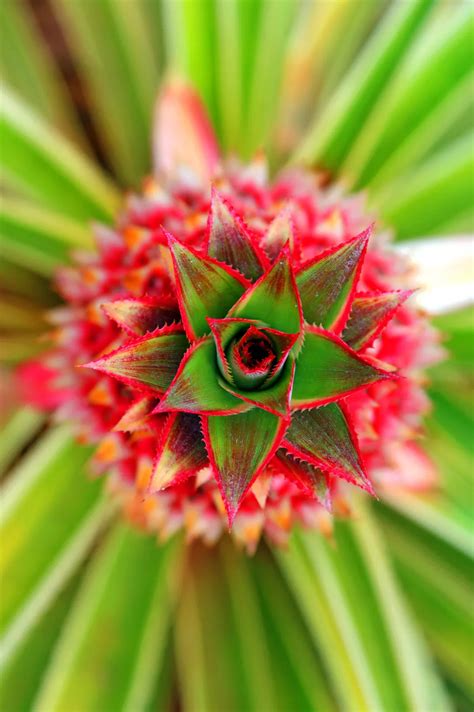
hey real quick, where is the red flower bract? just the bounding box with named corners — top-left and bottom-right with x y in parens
top-left (27, 83), bottom-right (443, 552)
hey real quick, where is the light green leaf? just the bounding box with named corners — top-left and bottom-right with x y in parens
top-left (0, 87), bottom-right (120, 221)
top-left (0, 197), bottom-right (93, 276)
top-left (53, 0), bottom-right (159, 185)
top-left (33, 525), bottom-right (181, 712)
top-left (296, 0), bottom-right (435, 169)
top-left (0, 406), bottom-right (44, 477)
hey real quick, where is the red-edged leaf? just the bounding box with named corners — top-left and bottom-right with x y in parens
top-left (113, 396), bottom-right (155, 432)
top-left (292, 324), bottom-right (394, 408)
top-left (343, 290), bottom-right (413, 350)
top-left (207, 189), bottom-right (268, 280)
top-left (102, 296), bottom-right (180, 335)
top-left (283, 403), bottom-right (374, 494)
top-left (260, 207), bottom-right (295, 260)
top-left (295, 226), bottom-right (371, 333)
top-left (148, 412), bottom-right (208, 492)
top-left (83, 325), bottom-right (188, 394)
top-left (154, 337), bottom-right (251, 415)
top-left (202, 409), bottom-right (287, 523)
top-left (153, 79), bottom-right (220, 185)
top-left (220, 357), bottom-right (295, 418)
top-left (273, 449), bottom-right (332, 510)
top-left (228, 247), bottom-right (303, 334)
top-left (166, 232), bottom-right (250, 340)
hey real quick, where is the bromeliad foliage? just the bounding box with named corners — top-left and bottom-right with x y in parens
top-left (27, 83), bottom-right (442, 551)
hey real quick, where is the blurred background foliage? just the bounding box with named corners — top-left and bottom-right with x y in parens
top-left (0, 0), bottom-right (473, 710)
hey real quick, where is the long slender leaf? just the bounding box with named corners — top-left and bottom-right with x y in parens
top-left (344, 8), bottom-right (474, 188)
top-left (0, 427), bottom-right (106, 659)
top-left (0, 0), bottom-right (82, 144)
top-left (0, 196), bottom-right (93, 276)
top-left (377, 133), bottom-right (474, 238)
top-left (276, 506), bottom-right (450, 712)
top-left (0, 87), bottom-right (120, 220)
top-left (53, 0), bottom-right (158, 185)
top-left (0, 407), bottom-right (44, 477)
top-left (296, 0), bottom-right (435, 169)
top-left (33, 526), bottom-right (181, 712)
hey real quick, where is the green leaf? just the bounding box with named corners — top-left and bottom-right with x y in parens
top-left (0, 197), bottom-right (93, 277)
top-left (102, 297), bottom-right (180, 336)
top-left (0, 87), bottom-right (120, 221)
top-left (0, 406), bottom-right (44, 477)
top-left (33, 525), bottom-right (181, 712)
top-left (207, 189), bottom-right (266, 281)
top-left (377, 132), bottom-right (474, 238)
top-left (86, 327), bottom-right (188, 394)
top-left (149, 412), bottom-right (208, 491)
top-left (168, 234), bottom-right (249, 339)
top-left (284, 403), bottom-right (371, 492)
top-left (276, 506), bottom-right (450, 712)
top-left (344, 8), bottom-right (474, 188)
top-left (296, 0), bottom-right (435, 170)
top-left (203, 408), bottom-right (286, 520)
top-left (53, 0), bottom-right (159, 185)
top-left (0, 0), bottom-right (82, 143)
top-left (0, 427), bottom-right (111, 666)
top-left (229, 248), bottom-right (302, 334)
top-left (292, 325), bottom-right (392, 408)
top-left (296, 228), bottom-right (370, 331)
top-left (156, 337), bottom-right (250, 415)
top-left (343, 290), bottom-right (412, 350)
top-left (220, 356), bottom-right (295, 417)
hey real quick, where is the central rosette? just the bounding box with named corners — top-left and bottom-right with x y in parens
top-left (228, 326), bottom-right (276, 389)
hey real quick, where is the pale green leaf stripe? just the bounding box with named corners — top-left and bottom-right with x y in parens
top-left (220, 539), bottom-right (276, 712)
top-left (0, 197), bottom-right (93, 276)
top-left (215, 0), bottom-right (242, 151)
top-left (344, 8), bottom-right (474, 187)
top-left (0, 87), bottom-right (120, 220)
top-left (277, 512), bottom-right (450, 712)
top-left (0, 406), bottom-right (44, 476)
top-left (251, 550), bottom-right (336, 712)
top-left (0, 0), bottom-right (83, 145)
top-left (275, 536), bottom-right (371, 711)
top-left (0, 497), bottom-right (113, 669)
top-left (34, 526), bottom-right (180, 712)
top-left (377, 133), bottom-right (474, 238)
top-left (243, 0), bottom-right (296, 157)
top-left (53, 0), bottom-right (158, 185)
top-left (295, 0), bottom-right (435, 169)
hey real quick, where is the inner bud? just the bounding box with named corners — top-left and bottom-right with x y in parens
top-left (226, 326), bottom-right (277, 390)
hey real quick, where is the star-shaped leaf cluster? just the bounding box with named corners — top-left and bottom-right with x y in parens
top-left (86, 191), bottom-right (408, 523)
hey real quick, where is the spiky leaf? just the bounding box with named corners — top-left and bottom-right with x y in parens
top-left (229, 248), bottom-right (302, 334)
top-left (207, 190), bottom-right (267, 281)
top-left (167, 233), bottom-right (249, 339)
top-left (274, 449), bottom-right (332, 510)
top-left (292, 325), bottom-right (393, 408)
top-left (296, 228), bottom-right (370, 332)
top-left (343, 291), bottom-right (413, 350)
top-left (203, 409), bottom-right (286, 522)
top-left (155, 338), bottom-right (250, 415)
top-left (148, 412), bottom-right (208, 491)
top-left (102, 297), bottom-right (180, 336)
top-left (284, 403), bottom-right (373, 493)
top-left (84, 326), bottom-right (188, 394)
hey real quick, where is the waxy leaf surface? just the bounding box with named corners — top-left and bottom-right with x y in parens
top-left (203, 408), bottom-right (286, 521)
top-left (207, 190), bottom-right (267, 281)
top-left (102, 297), bottom-right (180, 336)
top-left (168, 234), bottom-right (249, 339)
top-left (229, 249), bottom-right (302, 334)
top-left (149, 412), bottom-right (208, 491)
top-left (343, 291), bottom-right (412, 350)
top-left (85, 327), bottom-right (188, 394)
top-left (155, 337), bottom-right (250, 415)
top-left (292, 325), bottom-right (392, 407)
top-left (296, 228), bottom-right (370, 332)
top-left (284, 403), bottom-right (373, 492)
